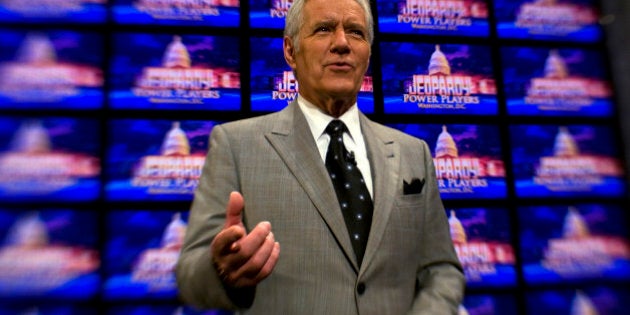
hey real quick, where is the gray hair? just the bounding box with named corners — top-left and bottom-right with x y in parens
top-left (284, 0), bottom-right (374, 50)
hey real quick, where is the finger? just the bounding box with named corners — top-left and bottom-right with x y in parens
top-left (211, 225), bottom-right (246, 256)
top-left (211, 226), bottom-right (247, 286)
top-left (213, 222), bottom-right (272, 287)
top-left (212, 221), bottom-right (270, 277)
top-left (232, 240), bottom-right (280, 288)
top-left (235, 231), bottom-right (277, 279)
top-left (253, 241), bottom-right (280, 282)
top-left (224, 191), bottom-right (244, 229)
top-left (222, 221), bottom-right (271, 269)
top-left (232, 221), bottom-right (271, 262)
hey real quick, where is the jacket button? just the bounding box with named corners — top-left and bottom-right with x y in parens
top-left (357, 283), bottom-right (366, 295)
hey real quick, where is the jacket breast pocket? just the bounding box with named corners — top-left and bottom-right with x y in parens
top-left (396, 191), bottom-right (424, 207)
top-left (391, 193), bottom-right (424, 234)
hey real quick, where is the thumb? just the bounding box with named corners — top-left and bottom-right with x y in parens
top-left (224, 191), bottom-right (244, 228)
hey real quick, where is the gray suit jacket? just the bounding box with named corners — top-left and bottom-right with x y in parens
top-left (176, 103), bottom-right (465, 314)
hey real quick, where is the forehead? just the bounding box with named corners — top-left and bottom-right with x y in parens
top-left (302, 0), bottom-right (366, 26)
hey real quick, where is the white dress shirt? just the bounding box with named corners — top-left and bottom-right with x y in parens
top-left (297, 95), bottom-right (374, 198)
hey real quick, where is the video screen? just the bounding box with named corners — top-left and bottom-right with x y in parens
top-left (0, 29), bottom-right (104, 110)
top-left (104, 210), bottom-right (189, 300)
top-left (501, 46), bottom-right (614, 117)
top-left (526, 286), bottom-right (630, 315)
top-left (462, 293), bottom-right (518, 315)
top-left (0, 304), bottom-right (97, 314)
top-left (250, 0), bottom-right (290, 29)
top-left (106, 305), bottom-right (232, 315)
top-left (380, 42), bottom-right (497, 115)
top-left (250, 37), bottom-right (374, 113)
top-left (510, 124), bottom-right (626, 198)
top-left (494, 0), bottom-right (602, 42)
top-left (0, 0), bottom-right (107, 24)
top-left (109, 33), bottom-right (240, 111)
top-left (447, 207), bottom-right (516, 287)
top-left (0, 116), bottom-right (101, 202)
top-left (519, 204), bottom-right (630, 284)
top-left (388, 124), bottom-right (506, 199)
top-left (106, 119), bottom-right (216, 202)
top-left (376, 0), bottom-right (490, 37)
top-left (112, 0), bottom-right (240, 27)
top-left (0, 209), bottom-right (100, 300)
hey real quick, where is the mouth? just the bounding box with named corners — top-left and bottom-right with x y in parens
top-left (326, 62), bottom-right (353, 71)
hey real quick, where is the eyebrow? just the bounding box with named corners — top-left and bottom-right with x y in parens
top-left (312, 17), bottom-right (337, 28)
top-left (344, 21), bottom-right (367, 31)
top-left (311, 18), bottom-right (366, 31)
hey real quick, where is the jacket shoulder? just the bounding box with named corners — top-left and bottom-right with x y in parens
top-left (365, 119), bottom-right (429, 147)
top-left (217, 110), bottom-right (284, 134)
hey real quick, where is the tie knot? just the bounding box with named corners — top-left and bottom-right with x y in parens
top-left (325, 120), bottom-right (348, 138)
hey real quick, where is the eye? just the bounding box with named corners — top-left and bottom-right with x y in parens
top-left (348, 29), bottom-right (365, 39)
top-left (315, 26), bottom-right (331, 33)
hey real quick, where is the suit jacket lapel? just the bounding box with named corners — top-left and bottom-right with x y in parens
top-left (359, 114), bottom-right (399, 272)
top-left (265, 104), bottom-right (360, 271)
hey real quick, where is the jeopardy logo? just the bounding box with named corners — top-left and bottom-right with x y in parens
top-left (132, 36), bottom-right (239, 105)
top-left (525, 50), bottom-right (611, 112)
top-left (397, 0), bottom-right (487, 31)
top-left (131, 122), bottom-right (206, 195)
top-left (403, 45), bottom-right (494, 111)
top-left (515, 0), bottom-right (597, 34)
top-left (541, 207), bottom-right (630, 277)
top-left (270, 0), bottom-right (293, 18)
top-left (0, 32), bottom-right (103, 104)
top-left (433, 125), bottom-right (504, 194)
top-left (0, 121), bottom-right (100, 194)
top-left (272, 71), bottom-right (298, 102)
top-left (134, 0), bottom-right (219, 19)
top-left (449, 210), bottom-right (515, 282)
top-left (131, 213), bottom-right (187, 290)
top-left (533, 127), bottom-right (623, 191)
top-left (1, 0), bottom-right (106, 16)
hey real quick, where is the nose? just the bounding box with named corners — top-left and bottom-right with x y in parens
top-left (330, 28), bottom-right (350, 54)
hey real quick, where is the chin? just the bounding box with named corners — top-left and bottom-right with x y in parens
top-left (323, 82), bottom-right (361, 97)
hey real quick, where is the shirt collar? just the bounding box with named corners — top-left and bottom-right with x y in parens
top-left (297, 94), bottom-right (361, 141)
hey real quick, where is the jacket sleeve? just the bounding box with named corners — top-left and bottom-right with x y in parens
top-left (407, 140), bottom-right (466, 315)
top-left (175, 124), bottom-right (255, 311)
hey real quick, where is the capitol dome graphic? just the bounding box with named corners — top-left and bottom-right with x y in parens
top-left (435, 125), bottom-right (458, 158)
top-left (544, 50), bottom-right (569, 79)
top-left (553, 127), bottom-right (579, 157)
top-left (428, 45), bottom-right (451, 76)
top-left (571, 290), bottom-right (599, 315)
top-left (160, 212), bottom-right (187, 250)
top-left (161, 122), bottom-right (191, 156)
top-left (449, 210), bottom-right (467, 244)
top-left (16, 33), bottom-right (56, 65)
top-left (162, 36), bottom-right (191, 69)
top-left (562, 207), bottom-right (590, 239)
top-left (10, 121), bottom-right (51, 154)
top-left (5, 212), bottom-right (49, 248)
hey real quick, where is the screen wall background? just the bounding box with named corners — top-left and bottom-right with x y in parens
top-left (0, 0), bottom-right (629, 314)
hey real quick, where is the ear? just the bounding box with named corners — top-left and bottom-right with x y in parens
top-left (283, 36), bottom-right (297, 70)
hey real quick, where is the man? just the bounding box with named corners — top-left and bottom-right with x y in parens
top-left (176, 0), bottom-right (465, 313)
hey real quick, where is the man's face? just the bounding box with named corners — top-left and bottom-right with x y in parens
top-left (283, 0), bottom-right (370, 112)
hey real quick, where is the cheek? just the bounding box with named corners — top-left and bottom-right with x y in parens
top-left (352, 46), bottom-right (370, 68)
top-left (358, 48), bottom-right (371, 66)
top-left (356, 60), bottom-right (370, 76)
top-left (299, 52), bottom-right (320, 70)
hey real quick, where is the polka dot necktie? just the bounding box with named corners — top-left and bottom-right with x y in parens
top-left (324, 120), bottom-right (373, 266)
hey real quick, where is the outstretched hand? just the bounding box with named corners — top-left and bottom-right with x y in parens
top-left (210, 191), bottom-right (281, 288)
